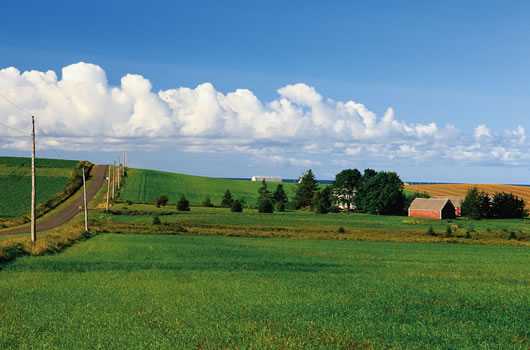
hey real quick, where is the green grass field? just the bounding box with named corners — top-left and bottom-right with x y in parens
top-left (0, 234), bottom-right (528, 349)
top-left (103, 203), bottom-right (530, 245)
top-left (120, 168), bottom-right (300, 206)
top-left (0, 157), bottom-right (79, 218)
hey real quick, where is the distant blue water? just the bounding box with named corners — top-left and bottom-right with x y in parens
top-left (221, 177), bottom-right (334, 184)
top-left (221, 179), bottom-right (530, 187)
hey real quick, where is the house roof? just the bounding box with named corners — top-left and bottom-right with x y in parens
top-left (409, 198), bottom-right (455, 211)
top-left (251, 176), bottom-right (282, 182)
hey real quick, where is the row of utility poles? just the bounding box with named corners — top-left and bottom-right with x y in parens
top-left (29, 116), bottom-right (128, 241)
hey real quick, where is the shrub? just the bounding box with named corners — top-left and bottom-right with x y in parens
top-left (426, 226), bottom-right (436, 236)
top-left (231, 199), bottom-right (243, 212)
top-left (328, 206), bottom-right (341, 213)
top-left (258, 198), bottom-right (274, 213)
top-left (202, 195), bottom-right (213, 207)
top-left (152, 216), bottom-right (161, 225)
top-left (508, 231), bottom-right (517, 240)
top-left (177, 195), bottom-right (190, 211)
top-left (465, 230), bottom-right (472, 239)
top-left (337, 226), bottom-right (345, 233)
top-left (126, 200), bottom-right (133, 205)
top-left (155, 195), bottom-right (169, 208)
top-left (444, 225), bottom-right (453, 238)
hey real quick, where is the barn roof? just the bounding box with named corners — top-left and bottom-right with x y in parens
top-left (409, 198), bottom-right (454, 211)
top-left (251, 176), bottom-right (282, 182)
top-left (433, 196), bottom-right (464, 206)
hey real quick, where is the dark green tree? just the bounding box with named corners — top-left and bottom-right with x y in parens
top-left (313, 186), bottom-right (333, 214)
top-left (461, 186), bottom-right (490, 219)
top-left (231, 199), bottom-right (243, 212)
top-left (257, 180), bottom-right (274, 213)
top-left (353, 168), bottom-right (378, 211)
top-left (221, 189), bottom-right (234, 208)
top-left (355, 171), bottom-right (404, 215)
top-left (202, 194), bottom-right (213, 207)
top-left (176, 195), bottom-right (190, 211)
top-left (272, 184), bottom-right (288, 205)
top-left (154, 195), bottom-right (169, 208)
top-left (491, 192), bottom-right (527, 218)
top-left (293, 169), bottom-right (320, 209)
top-left (331, 169), bottom-right (361, 210)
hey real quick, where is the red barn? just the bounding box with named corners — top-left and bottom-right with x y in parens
top-left (408, 198), bottom-right (456, 220)
top-left (433, 197), bottom-right (464, 216)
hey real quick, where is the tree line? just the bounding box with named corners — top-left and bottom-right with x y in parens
top-left (461, 186), bottom-right (528, 219)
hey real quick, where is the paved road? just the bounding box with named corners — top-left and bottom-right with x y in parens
top-left (0, 165), bottom-right (108, 235)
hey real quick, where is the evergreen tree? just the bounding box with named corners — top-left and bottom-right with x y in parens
top-left (313, 186), bottom-right (332, 214)
top-left (202, 194), bottom-right (213, 207)
top-left (272, 184), bottom-right (288, 204)
top-left (231, 199), bottom-right (243, 212)
top-left (176, 195), bottom-right (190, 211)
top-left (257, 180), bottom-right (274, 213)
top-left (491, 192), bottom-right (528, 218)
top-left (293, 169), bottom-right (320, 209)
top-left (461, 186), bottom-right (490, 219)
top-left (221, 189), bottom-right (234, 208)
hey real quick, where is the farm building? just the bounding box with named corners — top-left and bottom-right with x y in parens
top-left (433, 196), bottom-right (464, 216)
top-left (251, 176), bottom-right (282, 182)
top-left (408, 198), bottom-right (456, 220)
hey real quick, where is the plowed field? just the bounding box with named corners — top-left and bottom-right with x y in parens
top-left (405, 184), bottom-right (530, 208)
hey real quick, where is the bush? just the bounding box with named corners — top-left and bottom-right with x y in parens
top-left (152, 216), bottom-right (161, 225)
top-left (231, 199), bottom-right (243, 212)
top-left (328, 206), bottom-right (341, 213)
top-left (508, 231), bottom-right (517, 240)
top-left (426, 226), bottom-right (436, 236)
top-left (155, 195), bottom-right (169, 208)
top-left (444, 225), bottom-right (453, 238)
top-left (258, 198), bottom-right (274, 213)
top-left (177, 195), bottom-right (190, 211)
top-left (202, 195), bottom-right (213, 207)
top-left (337, 226), bottom-right (345, 233)
top-left (275, 202), bottom-right (286, 212)
top-left (465, 230), bottom-right (472, 239)
top-left (126, 200), bottom-right (133, 205)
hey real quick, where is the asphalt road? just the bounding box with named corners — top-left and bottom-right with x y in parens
top-left (0, 165), bottom-right (108, 235)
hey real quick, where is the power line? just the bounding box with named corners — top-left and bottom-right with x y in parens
top-left (0, 121), bottom-right (31, 136)
top-left (0, 93), bottom-right (33, 117)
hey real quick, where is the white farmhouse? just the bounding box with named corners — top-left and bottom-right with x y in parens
top-left (251, 176), bottom-right (282, 182)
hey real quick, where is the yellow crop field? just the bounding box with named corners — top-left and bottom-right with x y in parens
top-left (405, 184), bottom-right (530, 209)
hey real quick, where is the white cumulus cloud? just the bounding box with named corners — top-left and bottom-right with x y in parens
top-left (0, 62), bottom-right (528, 168)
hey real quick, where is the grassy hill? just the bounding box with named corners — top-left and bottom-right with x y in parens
top-left (120, 168), bottom-right (300, 206)
top-left (0, 157), bottom-right (79, 218)
top-left (405, 183), bottom-right (530, 209)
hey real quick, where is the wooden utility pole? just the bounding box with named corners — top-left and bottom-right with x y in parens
top-left (112, 161), bottom-right (115, 200)
top-left (123, 149), bottom-right (126, 176)
top-left (31, 116), bottom-right (36, 242)
top-left (118, 156), bottom-right (121, 189)
top-left (82, 167), bottom-right (88, 231)
top-left (106, 165), bottom-right (110, 212)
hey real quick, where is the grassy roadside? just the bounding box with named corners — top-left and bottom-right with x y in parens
top-left (0, 161), bottom-right (93, 229)
top-left (0, 166), bottom-right (104, 263)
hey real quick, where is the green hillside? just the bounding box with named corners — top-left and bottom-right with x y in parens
top-left (120, 168), bottom-right (301, 206)
top-left (0, 156), bottom-right (79, 218)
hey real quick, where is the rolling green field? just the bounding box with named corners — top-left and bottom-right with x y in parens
top-left (120, 168), bottom-right (300, 206)
top-left (103, 203), bottom-right (530, 245)
top-left (0, 234), bottom-right (528, 349)
top-left (0, 157), bottom-right (79, 218)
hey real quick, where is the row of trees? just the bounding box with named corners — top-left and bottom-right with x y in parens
top-left (461, 187), bottom-right (528, 219)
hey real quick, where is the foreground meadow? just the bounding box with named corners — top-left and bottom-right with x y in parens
top-left (1, 234), bottom-right (528, 349)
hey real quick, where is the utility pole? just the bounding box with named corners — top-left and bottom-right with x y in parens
top-left (31, 116), bottom-right (36, 242)
top-left (106, 165), bottom-right (110, 212)
top-left (82, 166), bottom-right (88, 231)
top-left (118, 156), bottom-right (121, 189)
top-left (112, 161), bottom-right (115, 200)
top-left (123, 149), bottom-right (126, 176)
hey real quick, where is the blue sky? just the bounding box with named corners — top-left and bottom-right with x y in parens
top-left (1, 1), bottom-right (530, 183)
